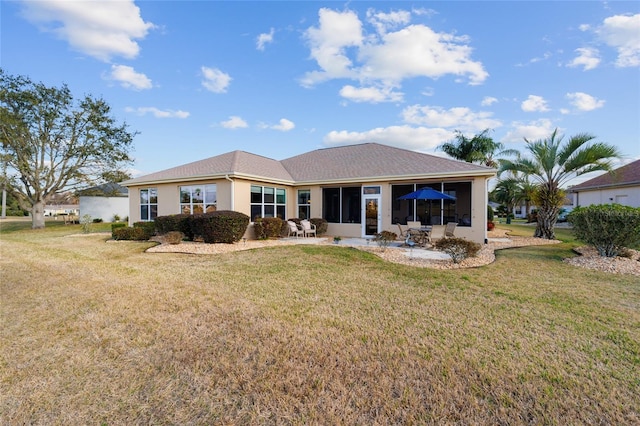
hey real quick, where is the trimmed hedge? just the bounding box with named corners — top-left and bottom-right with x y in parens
top-left (111, 222), bottom-right (126, 238)
top-left (189, 211), bottom-right (250, 244)
top-left (133, 221), bottom-right (156, 240)
top-left (155, 214), bottom-right (192, 238)
top-left (112, 227), bottom-right (148, 241)
top-left (568, 204), bottom-right (640, 257)
top-left (254, 217), bottom-right (285, 239)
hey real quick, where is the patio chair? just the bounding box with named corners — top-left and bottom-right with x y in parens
top-left (444, 222), bottom-right (457, 238)
top-left (287, 221), bottom-right (303, 238)
top-left (396, 223), bottom-right (409, 239)
top-left (300, 219), bottom-right (317, 237)
top-left (407, 221), bottom-right (422, 229)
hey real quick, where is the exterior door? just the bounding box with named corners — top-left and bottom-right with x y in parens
top-left (362, 194), bottom-right (382, 237)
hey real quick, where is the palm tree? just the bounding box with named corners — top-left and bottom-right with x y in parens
top-left (491, 177), bottom-right (520, 222)
top-left (499, 129), bottom-right (621, 239)
top-left (438, 129), bottom-right (518, 167)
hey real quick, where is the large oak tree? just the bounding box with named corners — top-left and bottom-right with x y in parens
top-left (0, 70), bottom-right (135, 228)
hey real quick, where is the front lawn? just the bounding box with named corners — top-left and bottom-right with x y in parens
top-left (1, 224), bottom-right (638, 424)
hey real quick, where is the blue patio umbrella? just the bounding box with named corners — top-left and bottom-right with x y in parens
top-left (397, 187), bottom-right (456, 224)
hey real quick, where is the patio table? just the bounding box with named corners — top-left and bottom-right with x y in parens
top-left (407, 226), bottom-right (432, 247)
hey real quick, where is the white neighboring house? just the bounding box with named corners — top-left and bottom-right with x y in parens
top-left (568, 159), bottom-right (640, 208)
top-left (44, 204), bottom-right (79, 217)
top-left (78, 183), bottom-right (129, 222)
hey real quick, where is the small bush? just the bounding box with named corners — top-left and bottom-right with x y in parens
top-left (111, 222), bottom-right (126, 238)
top-left (374, 231), bottom-right (397, 251)
top-left (253, 217), bottom-right (284, 239)
top-left (487, 205), bottom-right (494, 222)
top-left (112, 227), bottom-right (148, 241)
top-left (309, 218), bottom-right (328, 236)
top-left (133, 221), bottom-right (156, 240)
top-left (92, 218), bottom-right (103, 223)
top-left (568, 204), bottom-right (640, 257)
top-left (112, 214), bottom-right (121, 222)
top-left (435, 237), bottom-right (481, 264)
top-left (80, 214), bottom-right (92, 234)
top-left (164, 231), bottom-right (184, 245)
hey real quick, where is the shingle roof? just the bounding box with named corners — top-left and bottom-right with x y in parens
top-left (122, 143), bottom-right (495, 186)
top-left (281, 143), bottom-right (494, 183)
top-left (123, 150), bottom-right (294, 185)
top-left (569, 159), bottom-right (640, 191)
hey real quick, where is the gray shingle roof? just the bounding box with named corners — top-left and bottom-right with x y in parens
top-left (122, 143), bottom-right (495, 187)
top-left (569, 159), bottom-right (640, 191)
top-left (281, 143), bottom-right (494, 182)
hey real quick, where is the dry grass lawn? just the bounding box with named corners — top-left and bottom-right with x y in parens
top-left (1, 221), bottom-right (639, 424)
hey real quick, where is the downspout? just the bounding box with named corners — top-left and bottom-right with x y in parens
top-left (225, 174), bottom-right (234, 211)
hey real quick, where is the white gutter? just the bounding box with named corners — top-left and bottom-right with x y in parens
top-left (225, 174), bottom-right (234, 210)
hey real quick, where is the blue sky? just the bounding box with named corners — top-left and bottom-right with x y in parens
top-left (2, 1), bottom-right (639, 184)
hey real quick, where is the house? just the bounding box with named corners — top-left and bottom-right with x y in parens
top-left (121, 143), bottom-right (496, 244)
top-left (568, 159), bottom-right (640, 208)
top-left (78, 183), bottom-right (129, 222)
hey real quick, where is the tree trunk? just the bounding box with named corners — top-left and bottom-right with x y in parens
top-left (32, 200), bottom-right (46, 229)
top-left (534, 206), bottom-right (558, 239)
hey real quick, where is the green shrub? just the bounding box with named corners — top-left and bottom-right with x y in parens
top-left (310, 218), bottom-right (328, 235)
top-left (112, 226), bottom-right (148, 241)
top-left (568, 204), bottom-right (640, 257)
top-left (80, 214), bottom-right (92, 234)
top-left (155, 214), bottom-right (192, 237)
top-left (133, 221), bottom-right (156, 240)
top-left (111, 222), bottom-right (126, 238)
top-left (487, 205), bottom-right (494, 222)
top-left (189, 211), bottom-right (249, 244)
top-left (373, 231), bottom-right (397, 251)
top-left (434, 237), bottom-right (481, 264)
top-left (92, 218), bottom-right (103, 223)
top-left (253, 217), bottom-right (284, 239)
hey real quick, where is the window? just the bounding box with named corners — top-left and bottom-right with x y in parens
top-left (180, 184), bottom-right (217, 214)
top-left (322, 187), bottom-right (361, 223)
top-left (297, 189), bottom-right (311, 219)
top-left (250, 185), bottom-right (286, 220)
top-left (140, 188), bottom-right (158, 221)
top-left (391, 182), bottom-right (472, 226)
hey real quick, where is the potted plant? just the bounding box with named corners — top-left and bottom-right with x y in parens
top-left (333, 236), bottom-right (342, 244)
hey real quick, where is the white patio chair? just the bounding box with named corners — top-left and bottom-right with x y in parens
top-left (300, 219), bottom-right (316, 237)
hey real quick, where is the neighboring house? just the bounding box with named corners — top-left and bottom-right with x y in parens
top-left (121, 143), bottom-right (496, 243)
top-left (44, 204), bottom-right (79, 217)
top-left (78, 183), bottom-right (129, 222)
top-left (568, 159), bottom-right (640, 208)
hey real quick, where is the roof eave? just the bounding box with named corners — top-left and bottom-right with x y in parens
top-left (292, 170), bottom-right (496, 186)
top-left (569, 181), bottom-right (640, 192)
top-left (121, 172), bottom-right (296, 187)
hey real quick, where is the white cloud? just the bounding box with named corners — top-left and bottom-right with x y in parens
top-left (502, 119), bottom-right (558, 143)
top-left (597, 13), bottom-right (640, 67)
top-left (521, 95), bottom-right (550, 112)
top-left (221, 116), bottom-right (248, 129)
top-left (366, 8), bottom-right (411, 34)
top-left (324, 125), bottom-right (454, 152)
top-left (481, 96), bottom-right (498, 106)
top-left (269, 118), bottom-right (295, 131)
top-left (20, 0), bottom-right (154, 61)
top-left (201, 66), bottom-right (232, 93)
top-left (106, 65), bottom-right (152, 90)
top-left (125, 107), bottom-right (189, 119)
top-left (301, 8), bottom-right (487, 92)
top-left (566, 92), bottom-right (605, 111)
top-left (339, 85), bottom-right (403, 103)
top-left (256, 27), bottom-right (275, 51)
top-left (567, 47), bottom-right (601, 70)
top-left (401, 104), bottom-right (502, 132)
